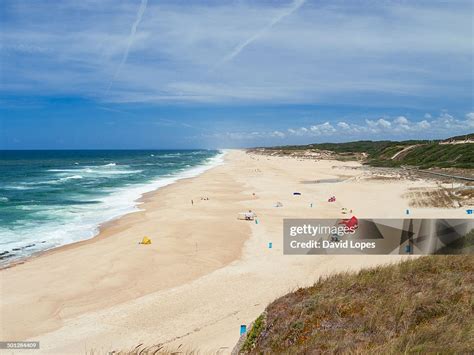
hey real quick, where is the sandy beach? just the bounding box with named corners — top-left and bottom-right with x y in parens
top-left (0, 150), bottom-right (469, 354)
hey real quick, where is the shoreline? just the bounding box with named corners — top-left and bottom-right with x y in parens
top-left (0, 150), bottom-right (227, 270)
top-left (1, 150), bottom-right (250, 341)
top-left (1, 150), bottom-right (470, 353)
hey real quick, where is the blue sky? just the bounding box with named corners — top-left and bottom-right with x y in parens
top-left (0, 0), bottom-right (473, 149)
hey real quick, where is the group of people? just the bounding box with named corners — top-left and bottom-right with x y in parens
top-left (244, 210), bottom-right (255, 220)
top-left (191, 197), bottom-right (210, 205)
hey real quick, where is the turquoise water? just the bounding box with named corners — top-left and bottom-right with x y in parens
top-left (0, 150), bottom-right (222, 264)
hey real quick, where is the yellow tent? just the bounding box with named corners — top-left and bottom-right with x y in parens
top-left (140, 236), bottom-right (152, 245)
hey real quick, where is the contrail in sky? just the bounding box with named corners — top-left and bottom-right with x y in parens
top-left (216, 0), bottom-right (306, 67)
top-left (107, 0), bottom-right (148, 94)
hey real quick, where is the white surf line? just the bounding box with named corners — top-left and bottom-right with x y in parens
top-left (106, 0), bottom-right (148, 94)
top-left (214, 0), bottom-right (306, 69)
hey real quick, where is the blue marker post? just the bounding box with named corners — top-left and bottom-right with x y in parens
top-left (268, 242), bottom-right (272, 249)
top-left (467, 209), bottom-right (473, 215)
top-left (255, 218), bottom-right (259, 224)
top-left (240, 325), bottom-right (247, 336)
top-left (406, 209), bottom-right (410, 215)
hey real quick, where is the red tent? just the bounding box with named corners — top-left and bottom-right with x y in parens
top-left (340, 216), bottom-right (359, 231)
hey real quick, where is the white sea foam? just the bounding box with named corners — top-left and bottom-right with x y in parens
top-left (48, 169), bottom-right (78, 172)
top-left (94, 169), bottom-right (143, 175)
top-left (49, 167), bottom-right (142, 177)
top-left (58, 175), bottom-right (83, 182)
top-left (4, 185), bottom-right (35, 190)
top-left (19, 174), bottom-right (85, 186)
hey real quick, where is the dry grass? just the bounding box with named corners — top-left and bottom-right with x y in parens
top-left (454, 186), bottom-right (474, 206)
top-left (240, 256), bottom-right (474, 354)
top-left (403, 187), bottom-right (462, 208)
top-left (88, 344), bottom-right (199, 355)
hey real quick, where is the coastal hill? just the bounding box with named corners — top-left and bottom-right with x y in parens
top-left (237, 253), bottom-right (474, 354)
top-left (249, 133), bottom-right (474, 169)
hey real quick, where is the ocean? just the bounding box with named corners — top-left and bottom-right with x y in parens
top-left (0, 150), bottom-right (223, 265)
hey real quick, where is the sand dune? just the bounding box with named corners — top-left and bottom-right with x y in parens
top-left (0, 150), bottom-right (468, 354)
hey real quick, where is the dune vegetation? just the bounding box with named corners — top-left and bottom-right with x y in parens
top-left (239, 255), bottom-right (474, 354)
top-left (252, 133), bottom-right (474, 169)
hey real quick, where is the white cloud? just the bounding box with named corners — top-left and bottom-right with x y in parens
top-left (270, 130), bottom-right (286, 138)
top-left (337, 122), bottom-right (350, 130)
top-left (216, 0), bottom-right (306, 66)
top-left (307, 122), bottom-right (336, 136)
top-left (366, 118), bottom-right (391, 129)
top-left (1, 0), bottom-right (472, 105)
top-left (394, 116), bottom-right (409, 125)
top-left (208, 111), bottom-right (474, 142)
top-left (417, 120), bottom-right (431, 129)
top-left (107, 0), bottom-right (148, 93)
top-left (379, 119), bottom-right (392, 128)
top-left (466, 112), bottom-right (474, 126)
